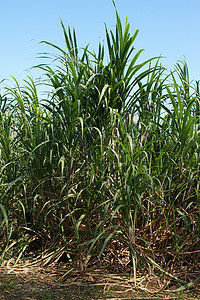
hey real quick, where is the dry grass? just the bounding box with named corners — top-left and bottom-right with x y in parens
top-left (0, 249), bottom-right (200, 300)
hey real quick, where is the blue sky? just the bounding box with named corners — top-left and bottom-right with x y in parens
top-left (1, 0), bottom-right (200, 85)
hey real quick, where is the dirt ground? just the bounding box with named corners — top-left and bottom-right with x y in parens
top-left (0, 262), bottom-right (200, 300)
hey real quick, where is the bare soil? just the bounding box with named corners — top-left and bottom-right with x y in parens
top-left (0, 261), bottom-right (200, 300)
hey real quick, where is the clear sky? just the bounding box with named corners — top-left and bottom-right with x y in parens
top-left (1, 0), bottom-right (200, 85)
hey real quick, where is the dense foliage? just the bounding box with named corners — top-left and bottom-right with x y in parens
top-left (0, 6), bottom-right (200, 283)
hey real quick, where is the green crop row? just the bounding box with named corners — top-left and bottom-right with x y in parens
top-left (0, 4), bottom-right (200, 288)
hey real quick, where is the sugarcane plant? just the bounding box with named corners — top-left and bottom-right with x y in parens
top-left (0, 2), bottom-right (200, 289)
